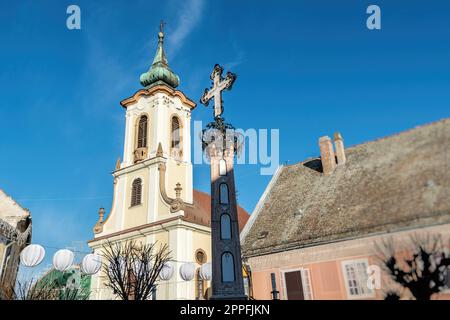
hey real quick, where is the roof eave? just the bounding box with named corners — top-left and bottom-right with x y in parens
top-left (120, 84), bottom-right (196, 110)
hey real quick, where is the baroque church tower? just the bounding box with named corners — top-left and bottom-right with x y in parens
top-left (88, 25), bottom-right (249, 300)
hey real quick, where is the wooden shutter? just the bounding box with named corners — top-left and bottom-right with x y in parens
top-left (137, 116), bottom-right (148, 148)
top-left (131, 178), bottom-right (142, 207)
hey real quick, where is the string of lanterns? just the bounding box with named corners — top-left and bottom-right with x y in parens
top-left (19, 244), bottom-right (212, 281)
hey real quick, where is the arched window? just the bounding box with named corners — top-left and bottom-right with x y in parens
top-left (220, 214), bottom-right (231, 240)
top-left (221, 252), bottom-right (235, 283)
top-left (137, 115), bottom-right (148, 148)
top-left (219, 183), bottom-right (229, 204)
top-left (171, 116), bottom-right (182, 158)
top-left (131, 178), bottom-right (142, 207)
top-left (219, 159), bottom-right (227, 176)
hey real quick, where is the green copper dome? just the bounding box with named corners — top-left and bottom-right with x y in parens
top-left (140, 30), bottom-right (180, 88)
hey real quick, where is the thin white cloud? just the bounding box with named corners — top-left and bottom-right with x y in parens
top-left (167, 0), bottom-right (205, 57)
top-left (225, 50), bottom-right (245, 70)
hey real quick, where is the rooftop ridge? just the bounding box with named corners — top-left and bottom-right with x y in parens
top-left (285, 117), bottom-right (450, 168)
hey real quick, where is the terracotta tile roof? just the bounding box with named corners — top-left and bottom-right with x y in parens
top-left (184, 189), bottom-right (250, 232)
top-left (242, 118), bottom-right (450, 258)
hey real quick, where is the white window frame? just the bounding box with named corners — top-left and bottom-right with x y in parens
top-left (341, 258), bottom-right (375, 299)
top-left (280, 267), bottom-right (314, 300)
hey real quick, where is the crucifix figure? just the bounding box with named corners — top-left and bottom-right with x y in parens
top-left (200, 64), bottom-right (237, 118)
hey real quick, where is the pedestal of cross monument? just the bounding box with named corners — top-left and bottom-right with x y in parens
top-left (205, 133), bottom-right (247, 300)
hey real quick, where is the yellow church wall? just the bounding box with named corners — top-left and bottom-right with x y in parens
top-left (124, 168), bottom-right (150, 230)
top-left (100, 216), bottom-right (115, 234)
top-left (100, 177), bottom-right (121, 235)
top-left (153, 230), bottom-right (169, 245)
top-left (192, 230), bottom-right (212, 263)
top-left (89, 221), bottom-right (212, 300)
top-left (165, 159), bottom-right (192, 201)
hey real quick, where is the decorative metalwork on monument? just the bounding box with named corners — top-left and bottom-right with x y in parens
top-left (200, 64), bottom-right (247, 300)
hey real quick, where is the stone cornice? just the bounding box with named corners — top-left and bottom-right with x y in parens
top-left (120, 84), bottom-right (196, 109)
top-left (88, 216), bottom-right (210, 248)
top-left (113, 156), bottom-right (167, 178)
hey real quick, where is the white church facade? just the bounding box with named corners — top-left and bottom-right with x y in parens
top-left (87, 27), bottom-right (248, 300)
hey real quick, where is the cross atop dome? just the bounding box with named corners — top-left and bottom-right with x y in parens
top-left (140, 22), bottom-right (180, 88)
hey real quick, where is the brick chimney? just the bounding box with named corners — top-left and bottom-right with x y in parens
top-left (319, 136), bottom-right (336, 175)
top-left (334, 132), bottom-right (346, 165)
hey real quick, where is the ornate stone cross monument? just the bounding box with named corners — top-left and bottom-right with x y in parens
top-left (200, 64), bottom-right (237, 119)
top-left (201, 64), bottom-right (246, 300)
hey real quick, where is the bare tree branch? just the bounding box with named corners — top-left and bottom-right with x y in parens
top-left (377, 233), bottom-right (450, 300)
top-left (101, 240), bottom-right (171, 300)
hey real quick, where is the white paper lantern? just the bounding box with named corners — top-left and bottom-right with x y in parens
top-left (132, 260), bottom-right (152, 276)
top-left (180, 262), bottom-right (196, 281)
top-left (131, 260), bottom-right (142, 276)
top-left (20, 244), bottom-right (45, 267)
top-left (199, 262), bottom-right (212, 281)
top-left (159, 261), bottom-right (174, 281)
top-left (52, 249), bottom-right (74, 272)
top-left (81, 254), bottom-right (102, 275)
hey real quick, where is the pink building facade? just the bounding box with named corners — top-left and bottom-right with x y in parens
top-left (241, 119), bottom-right (450, 300)
top-left (246, 224), bottom-right (450, 300)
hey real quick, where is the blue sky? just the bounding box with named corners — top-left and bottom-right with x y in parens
top-left (1, 0), bottom-right (450, 275)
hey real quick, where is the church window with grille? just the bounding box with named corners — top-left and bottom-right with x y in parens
top-left (137, 115), bottom-right (148, 148)
top-left (171, 116), bottom-right (182, 158)
top-left (131, 178), bottom-right (143, 207)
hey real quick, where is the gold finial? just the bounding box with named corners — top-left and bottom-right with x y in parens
top-left (93, 207), bottom-right (106, 234)
top-left (115, 157), bottom-right (121, 171)
top-left (98, 207), bottom-right (105, 222)
top-left (159, 20), bottom-right (166, 40)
